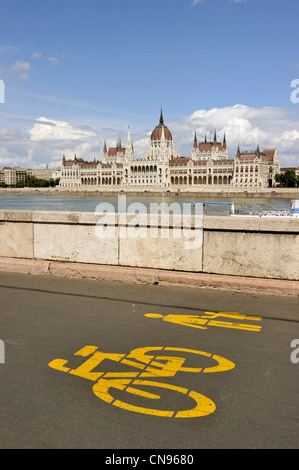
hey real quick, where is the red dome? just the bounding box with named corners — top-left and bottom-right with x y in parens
top-left (151, 124), bottom-right (172, 141)
top-left (150, 110), bottom-right (172, 141)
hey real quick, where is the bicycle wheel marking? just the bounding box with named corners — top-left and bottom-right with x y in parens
top-left (145, 311), bottom-right (262, 332)
top-left (48, 346), bottom-right (235, 418)
top-left (92, 379), bottom-right (215, 418)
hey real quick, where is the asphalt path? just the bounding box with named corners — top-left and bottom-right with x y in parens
top-left (0, 271), bottom-right (298, 450)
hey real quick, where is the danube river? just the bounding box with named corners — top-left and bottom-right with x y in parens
top-left (0, 192), bottom-right (294, 216)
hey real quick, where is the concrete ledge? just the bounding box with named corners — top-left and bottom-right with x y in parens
top-left (49, 261), bottom-right (157, 285)
top-left (158, 270), bottom-right (299, 297)
top-left (1, 209), bottom-right (299, 233)
top-left (203, 215), bottom-right (299, 233)
top-left (0, 257), bottom-right (298, 297)
top-left (0, 257), bottom-right (50, 275)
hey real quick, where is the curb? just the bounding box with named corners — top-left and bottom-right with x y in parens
top-left (0, 257), bottom-right (298, 297)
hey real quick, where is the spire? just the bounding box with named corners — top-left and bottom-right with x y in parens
top-left (223, 133), bottom-right (226, 149)
top-left (193, 131), bottom-right (197, 148)
top-left (103, 139), bottom-right (107, 153)
top-left (204, 133), bottom-right (207, 143)
top-left (159, 108), bottom-right (164, 125)
top-left (212, 129), bottom-right (217, 147)
top-left (126, 125), bottom-right (132, 146)
top-left (125, 125), bottom-right (134, 161)
top-left (237, 144), bottom-right (240, 156)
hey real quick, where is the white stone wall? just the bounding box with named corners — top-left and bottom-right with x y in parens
top-left (0, 210), bottom-right (298, 281)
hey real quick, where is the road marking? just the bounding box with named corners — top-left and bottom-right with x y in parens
top-left (49, 345), bottom-right (235, 418)
top-left (145, 311), bottom-right (262, 332)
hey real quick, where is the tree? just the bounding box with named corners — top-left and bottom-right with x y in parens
top-left (275, 169), bottom-right (299, 187)
top-left (25, 174), bottom-right (50, 187)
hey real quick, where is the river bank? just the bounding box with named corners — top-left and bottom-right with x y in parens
top-left (1, 186), bottom-right (299, 199)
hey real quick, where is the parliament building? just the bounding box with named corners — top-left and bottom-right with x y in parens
top-left (60, 111), bottom-right (280, 190)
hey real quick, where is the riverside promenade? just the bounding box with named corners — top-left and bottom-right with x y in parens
top-left (1, 185), bottom-right (299, 198)
top-left (0, 271), bottom-right (298, 449)
top-left (0, 204), bottom-right (298, 449)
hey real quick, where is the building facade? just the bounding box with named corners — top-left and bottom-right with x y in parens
top-left (0, 166), bottom-right (61, 186)
top-left (0, 167), bottom-right (28, 186)
top-left (59, 111), bottom-right (280, 190)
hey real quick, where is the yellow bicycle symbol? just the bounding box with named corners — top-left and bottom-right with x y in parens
top-left (48, 346), bottom-right (235, 418)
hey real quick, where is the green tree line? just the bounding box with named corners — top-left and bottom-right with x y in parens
top-left (1, 175), bottom-right (60, 188)
top-left (275, 169), bottom-right (299, 188)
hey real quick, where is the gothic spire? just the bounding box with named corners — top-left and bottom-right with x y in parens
top-left (159, 108), bottom-right (164, 125)
top-left (126, 126), bottom-right (130, 143)
top-left (193, 131), bottom-right (197, 148)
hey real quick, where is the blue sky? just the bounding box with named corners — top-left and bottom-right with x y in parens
top-left (1, 0), bottom-right (299, 168)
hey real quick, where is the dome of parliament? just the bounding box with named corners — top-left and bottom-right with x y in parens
top-left (150, 110), bottom-right (173, 141)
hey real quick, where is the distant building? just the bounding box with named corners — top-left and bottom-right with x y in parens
top-left (0, 167), bottom-right (28, 186)
top-left (28, 168), bottom-right (53, 180)
top-left (192, 130), bottom-right (228, 161)
top-left (0, 165), bottom-right (61, 186)
top-left (59, 111), bottom-right (281, 190)
top-left (232, 146), bottom-right (280, 188)
top-left (51, 167), bottom-right (62, 180)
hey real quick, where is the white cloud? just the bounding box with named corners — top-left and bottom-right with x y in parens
top-left (47, 52), bottom-right (65, 67)
top-left (0, 45), bottom-right (19, 54)
top-left (32, 52), bottom-right (42, 60)
top-left (0, 128), bottom-right (35, 167)
top-left (11, 60), bottom-right (31, 79)
top-left (168, 105), bottom-right (299, 165)
top-left (0, 119), bottom-right (100, 168)
top-left (19, 72), bottom-right (29, 80)
top-left (29, 117), bottom-right (96, 142)
top-left (0, 106), bottom-right (298, 169)
top-left (47, 56), bottom-right (59, 66)
top-left (131, 137), bottom-right (150, 158)
top-left (12, 60), bottom-right (31, 72)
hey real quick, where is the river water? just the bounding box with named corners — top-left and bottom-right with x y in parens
top-left (0, 193), bottom-right (294, 216)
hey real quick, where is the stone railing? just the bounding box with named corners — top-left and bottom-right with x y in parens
top-left (0, 210), bottom-right (298, 282)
